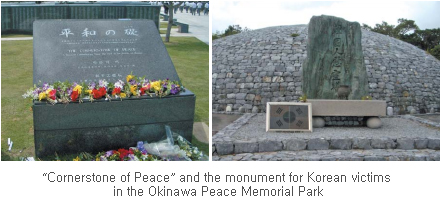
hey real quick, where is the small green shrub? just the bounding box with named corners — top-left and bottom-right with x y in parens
top-left (361, 95), bottom-right (372, 100)
top-left (299, 94), bottom-right (307, 102)
top-left (429, 45), bottom-right (440, 60)
top-left (291, 33), bottom-right (299, 37)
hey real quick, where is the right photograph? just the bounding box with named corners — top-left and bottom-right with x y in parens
top-left (211, 1), bottom-right (440, 161)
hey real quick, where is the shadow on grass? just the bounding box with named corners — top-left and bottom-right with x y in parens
top-left (192, 137), bottom-right (209, 157)
top-left (1, 34), bottom-right (32, 38)
top-left (1, 150), bottom-right (20, 161)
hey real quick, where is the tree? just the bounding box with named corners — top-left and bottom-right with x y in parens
top-left (367, 18), bottom-right (440, 60)
top-left (164, 2), bottom-right (183, 43)
top-left (394, 18), bottom-right (419, 39)
top-left (212, 25), bottom-right (251, 40)
top-left (212, 30), bottom-right (222, 40)
top-left (430, 45), bottom-right (440, 60)
top-left (223, 25), bottom-right (250, 36)
top-left (417, 28), bottom-right (440, 50)
top-left (362, 23), bottom-right (372, 31)
top-left (372, 21), bottom-right (395, 37)
top-left (224, 25), bottom-right (242, 36)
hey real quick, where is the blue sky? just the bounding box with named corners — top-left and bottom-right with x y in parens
top-left (212, 1), bottom-right (440, 33)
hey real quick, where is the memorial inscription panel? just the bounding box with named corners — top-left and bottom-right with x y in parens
top-left (33, 19), bottom-right (179, 84)
top-left (266, 102), bottom-right (312, 132)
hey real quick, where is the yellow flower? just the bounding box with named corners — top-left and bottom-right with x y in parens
top-left (120, 93), bottom-right (127, 98)
top-left (73, 85), bottom-right (82, 94)
top-left (73, 156), bottom-right (80, 161)
top-left (86, 89), bottom-right (93, 95)
top-left (130, 85), bottom-right (138, 95)
top-left (151, 81), bottom-right (161, 91)
top-left (45, 89), bottom-right (53, 94)
top-left (126, 74), bottom-right (135, 83)
top-left (38, 92), bottom-right (47, 101)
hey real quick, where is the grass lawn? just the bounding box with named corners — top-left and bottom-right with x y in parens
top-left (1, 34), bottom-right (32, 38)
top-left (1, 37), bottom-right (209, 160)
top-left (160, 22), bottom-right (177, 29)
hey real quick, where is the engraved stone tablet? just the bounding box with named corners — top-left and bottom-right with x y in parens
top-left (33, 19), bottom-right (179, 84)
top-left (32, 19), bottom-right (196, 157)
top-left (266, 102), bottom-right (312, 132)
top-left (302, 15), bottom-right (369, 99)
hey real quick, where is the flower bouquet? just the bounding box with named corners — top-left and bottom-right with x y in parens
top-left (70, 126), bottom-right (208, 161)
top-left (23, 74), bottom-right (184, 104)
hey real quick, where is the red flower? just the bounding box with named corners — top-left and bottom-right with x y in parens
top-left (140, 87), bottom-right (146, 95)
top-left (71, 91), bottom-right (79, 102)
top-left (99, 87), bottom-right (107, 97)
top-left (92, 89), bottom-right (101, 99)
top-left (112, 87), bottom-right (121, 96)
top-left (48, 89), bottom-right (57, 100)
top-left (117, 148), bottom-right (129, 161)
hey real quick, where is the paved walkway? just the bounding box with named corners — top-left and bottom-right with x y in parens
top-left (1, 37), bottom-right (33, 41)
top-left (160, 8), bottom-right (209, 44)
top-left (193, 122), bottom-right (209, 144)
top-left (214, 114), bottom-right (440, 143)
top-left (2, 11), bottom-right (209, 44)
top-left (213, 149), bottom-right (440, 161)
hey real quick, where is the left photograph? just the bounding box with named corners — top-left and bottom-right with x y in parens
top-left (1, 1), bottom-right (209, 161)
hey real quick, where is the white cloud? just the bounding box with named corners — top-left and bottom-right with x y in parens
top-left (212, 1), bottom-right (440, 33)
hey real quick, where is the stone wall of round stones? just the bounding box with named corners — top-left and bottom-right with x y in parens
top-left (212, 25), bottom-right (440, 115)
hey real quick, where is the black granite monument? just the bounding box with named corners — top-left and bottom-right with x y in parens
top-left (32, 19), bottom-right (195, 157)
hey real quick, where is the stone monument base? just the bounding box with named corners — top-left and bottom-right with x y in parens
top-left (33, 90), bottom-right (195, 157)
top-left (307, 99), bottom-right (386, 128)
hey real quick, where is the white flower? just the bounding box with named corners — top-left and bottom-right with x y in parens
top-left (22, 90), bottom-right (33, 99)
top-left (114, 80), bottom-right (125, 89)
top-left (99, 79), bottom-right (109, 88)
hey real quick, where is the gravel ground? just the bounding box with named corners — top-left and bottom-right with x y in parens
top-left (212, 113), bottom-right (242, 135)
top-left (230, 114), bottom-right (440, 141)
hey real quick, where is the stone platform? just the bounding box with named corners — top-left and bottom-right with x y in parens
top-left (213, 149), bottom-right (440, 161)
top-left (308, 99), bottom-right (386, 128)
top-left (308, 99), bottom-right (386, 116)
top-left (212, 114), bottom-right (440, 158)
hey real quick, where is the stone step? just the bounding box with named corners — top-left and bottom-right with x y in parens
top-left (213, 137), bottom-right (440, 155)
top-left (212, 149), bottom-right (440, 161)
top-left (213, 113), bottom-right (440, 155)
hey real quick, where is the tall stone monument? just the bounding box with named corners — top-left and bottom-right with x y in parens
top-left (303, 15), bottom-right (369, 99)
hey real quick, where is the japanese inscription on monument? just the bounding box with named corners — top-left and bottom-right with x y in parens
top-left (33, 19), bottom-right (180, 84)
top-left (302, 15), bottom-right (369, 99)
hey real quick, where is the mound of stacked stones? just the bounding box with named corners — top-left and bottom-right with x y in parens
top-left (212, 18), bottom-right (440, 115)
